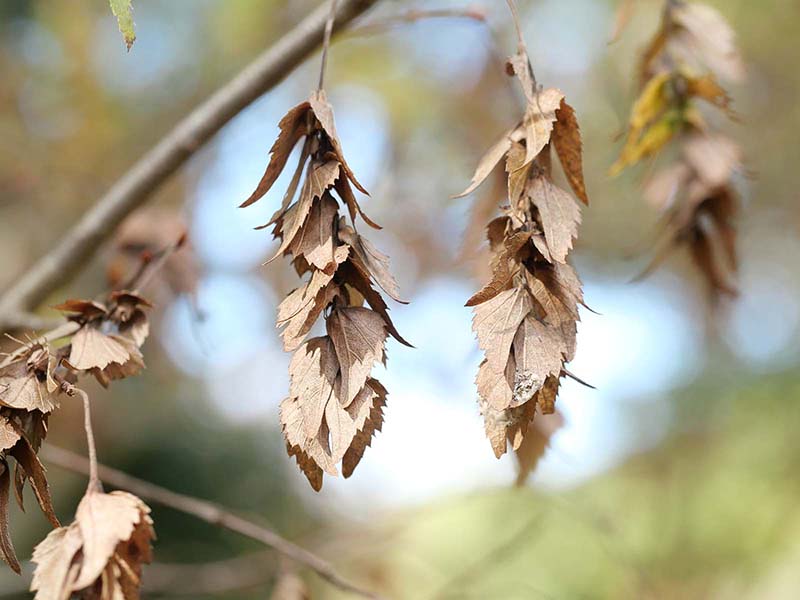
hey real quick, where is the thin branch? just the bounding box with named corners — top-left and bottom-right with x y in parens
top-left (318, 0), bottom-right (340, 90)
top-left (347, 6), bottom-right (487, 37)
top-left (505, 0), bottom-right (527, 54)
top-left (40, 445), bottom-right (383, 600)
top-left (76, 390), bottom-right (100, 491)
top-left (0, 0), bottom-right (379, 332)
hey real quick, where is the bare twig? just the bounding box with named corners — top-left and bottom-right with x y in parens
top-left (347, 6), bottom-right (487, 37)
top-left (76, 390), bottom-right (100, 492)
top-left (505, 0), bottom-right (527, 55)
top-left (41, 445), bottom-right (384, 600)
top-left (318, 0), bottom-right (340, 90)
top-left (0, 0), bottom-right (379, 332)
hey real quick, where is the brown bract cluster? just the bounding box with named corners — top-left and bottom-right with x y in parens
top-left (242, 90), bottom-right (409, 490)
top-left (456, 49), bottom-right (588, 466)
top-left (31, 488), bottom-right (154, 600)
top-left (613, 0), bottom-right (743, 299)
top-left (0, 289), bottom-right (152, 572)
top-left (56, 292), bottom-right (151, 387)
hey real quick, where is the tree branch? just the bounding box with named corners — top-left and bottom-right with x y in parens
top-left (0, 0), bottom-right (379, 332)
top-left (41, 445), bottom-right (383, 600)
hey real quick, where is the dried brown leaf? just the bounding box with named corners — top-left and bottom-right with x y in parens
top-left (309, 90), bottom-right (368, 194)
top-left (241, 102), bottom-right (311, 208)
top-left (31, 490), bottom-right (154, 599)
top-left (342, 380), bottom-right (387, 478)
top-left (529, 176), bottom-right (581, 264)
top-left (68, 327), bottom-right (130, 371)
top-left (552, 99), bottom-right (589, 205)
top-left (327, 307), bottom-right (387, 407)
top-left (512, 315), bottom-right (566, 405)
top-left (339, 226), bottom-right (406, 303)
top-left (670, 2), bottom-right (745, 82)
top-left (454, 131), bottom-right (514, 198)
top-left (476, 357), bottom-right (514, 412)
top-left (289, 194), bottom-right (339, 272)
top-left (267, 161), bottom-right (340, 263)
top-left (9, 432), bottom-right (59, 527)
top-left (288, 337), bottom-right (339, 440)
top-left (466, 231), bottom-right (531, 307)
top-left (520, 88), bottom-right (564, 166)
top-left (0, 355), bottom-right (59, 414)
top-left (336, 260), bottom-right (412, 348)
top-left (472, 286), bottom-right (532, 372)
top-left (0, 462), bottom-right (19, 573)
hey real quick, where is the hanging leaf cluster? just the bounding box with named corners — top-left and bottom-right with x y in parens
top-left (612, 0), bottom-right (744, 298)
top-left (242, 90), bottom-right (410, 490)
top-left (31, 488), bottom-right (154, 599)
top-left (0, 266), bottom-right (159, 574)
top-left (456, 46), bottom-right (588, 462)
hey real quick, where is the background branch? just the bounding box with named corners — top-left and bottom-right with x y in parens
top-left (41, 445), bottom-right (383, 600)
top-left (0, 0), bottom-right (379, 332)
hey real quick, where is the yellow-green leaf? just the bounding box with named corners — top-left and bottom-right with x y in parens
top-left (109, 0), bottom-right (136, 51)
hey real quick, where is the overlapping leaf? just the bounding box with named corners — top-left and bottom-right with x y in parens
top-left (613, 0), bottom-right (744, 299)
top-left (243, 91), bottom-right (408, 489)
top-left (31, 489), bottom-right (154, 599)
top-left (457, 49), bottom-right (589, 466)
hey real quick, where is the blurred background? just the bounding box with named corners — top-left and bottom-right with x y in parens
top-left (0, 0), bottom-right (799, 598)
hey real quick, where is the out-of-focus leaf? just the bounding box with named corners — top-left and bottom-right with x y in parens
top-left (109, 0), bottom-right (136, 51)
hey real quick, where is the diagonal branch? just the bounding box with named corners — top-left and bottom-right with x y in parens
top-left (0, 0), bottom-right (379, 332)
top-left (41, 444), bottom-right (384, 600)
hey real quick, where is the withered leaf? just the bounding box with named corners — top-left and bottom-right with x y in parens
top-left (512, 315), bottom-right (565, 405)
top-left (683, 132), bottom-right (740, 189)
top-left (0, 356), bottom-right (59, 414)
top-left (277, 251), bottom-right (348, 352)
top-left (670, 1), bottom-right (744, 82)
top-left (342, 380), bottom-right (386, 478)
top-left (339, 225), bottom-right (406, 303)
top-left (31, 490), bottom-right (154, 599)
top-left (69, 326), bottom-right (131, 371)
top-left (520, 88), bottom-right (564, 166)
top-left (92, 335), bottom-right (145, 387)
top-left (241, 102), bottom-right (311, 208)
top-left (472, 286), bottom-right (532, 372)
top-left (506, 142), bottom-right (531, 209)
top-left (455, 130), bottom-right (514, 199)
top-left (0, 462), bottom-right (19, 573)
top-left (267, 160), bottom-right (340, 263)
top-left (289, 194), bottom-right (339, 272)
top-left (466, 231), bottom-right (531, 307)
top-left (309, 90), bottom-right (368, 194)
top-left (336, 260), bottom-right (412, 348)
top-left (327, 307), bottom-right (387, 407)
top-left (552, 99), bottom-right (589, 205)
top-left (476, 357), bottom-right (514, 412)
top-left (536, 375), bottom-right (561, 415)
top-left (529, 176), bottom-right (581, 264)
top-left (335, 171), bottom-right (381, 230)
top-left (288, 337), bottom-right (339, 439)
top-left (10, 431), bottom-right (59, 528)
top-left (281, 394), bottom-right (337, 480)
top-left (324, 392), bottom-right (357, 464)
top-left (30, 525), bottom-right (83, 596)
top-left (53, 299), bottom-right (107, 320)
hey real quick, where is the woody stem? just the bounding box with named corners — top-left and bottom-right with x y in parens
top-left (77, 389), bottom-right (100, 492)
top-left (318, 0), bottom-right (340, 90)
